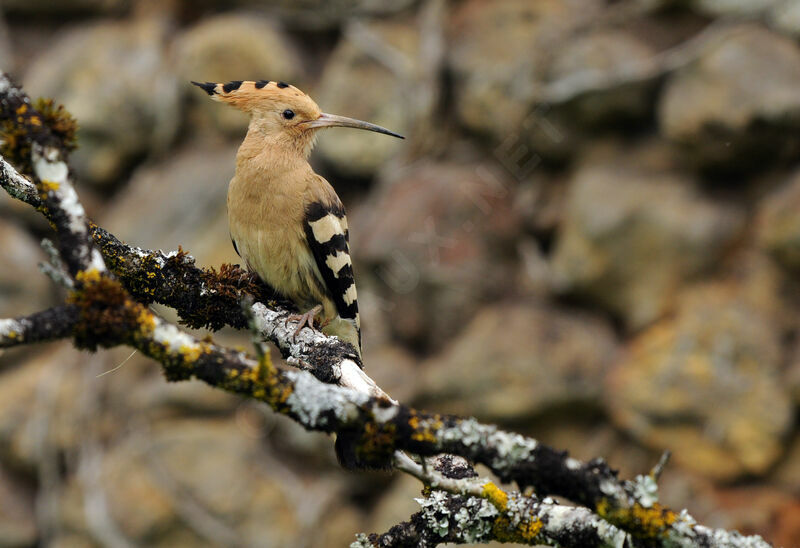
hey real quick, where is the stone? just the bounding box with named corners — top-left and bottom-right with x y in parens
top-left (241, 0), bottom-right (415, 29)
top-left (98, 143), bottom-right (240, 269)
top-left (702, 486), bottom-right (800, 547)
top-left (785, 332), bottom-right (800, 453)
top-left (756, 170), bottom-right (800, 271)
top-left (364, 474), bottom-right (424, 537)
top-left (788, 340), bottom-right (800, 406)
top-left (544, 30), bottom-right (658, 126)
top-left (24, 17), bottom-right (180, 187)
top-left (94, 418), bottom-right (304, 544)
top-left (692, 0), bottom-right (780, 17)
top-left (649, 466), bottom-right (798, 546)
top-left (0, 344), bottom-right (79, 468)
top-left (352, 160), bottom-right (520, 349)
top-left (115, 356), bottom-right (241, 418)
top-left (50, 533), bottom-right (97, 548)
top-left (606, 258), bottom-right (793, 480)
top-left (176, 14), bottom-right (304, 136)
top-left (1, 0), bottom-right (127, 16)
top-left (768, 499), bottom-right (800, 548)
top-left (0, 464), bottom-right (36, 547)
top-left (772, 431), bottom-right (800, 494)
top-left (0, 16), bottom-right (12, 79)
top-left (314, 17), bottom-right (414, 178)
top-left (308, 503), bottom-right (364, 548)
top-left (451, 0), bottom-right (648, 162)
top-left (0, 342), bottom-right (236, 474)
top-left (361, 344), bottom-right (419, 404)
top-left (768, 1), bottom-right (800, 38)
top-left (417, 301), bottom-right (617, 421)
top-left (267, 412), bottom-right (339, 469)
top-left (658, 24), bottom-right (800, 173)
top-left (513, 172), bottom-right (568, 237)
top-left (522, 26), bottom-right (660, 165)
top-left (450, 0), bottom-right (599, 137)
top-left (550, 154), bottom-right (743, 329)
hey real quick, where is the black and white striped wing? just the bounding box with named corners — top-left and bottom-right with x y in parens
top-left (303, 201), bottom-right (360, 331)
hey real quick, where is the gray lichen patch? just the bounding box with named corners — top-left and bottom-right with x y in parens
top-left (284, 369), bottom-right (368, 429)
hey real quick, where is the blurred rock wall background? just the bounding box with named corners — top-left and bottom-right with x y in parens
top-left (1, 0), bottom-right (799, 546)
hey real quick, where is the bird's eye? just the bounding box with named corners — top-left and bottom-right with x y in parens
top-left (282, 109), bottom-right (295, 120)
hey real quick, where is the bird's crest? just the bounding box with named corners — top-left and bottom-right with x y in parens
top-left (191, 80), bottom-right (320, 117)
top-left (191, 79), bottom-right (404, 141)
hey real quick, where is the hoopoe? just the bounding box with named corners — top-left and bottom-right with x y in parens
top-left (192, 80), bottom-right (403, 358)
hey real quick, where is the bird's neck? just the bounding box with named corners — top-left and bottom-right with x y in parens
top-left (236, 125), bottom-right (316, 178)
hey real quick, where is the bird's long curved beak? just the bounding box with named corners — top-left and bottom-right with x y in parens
top-left (306, 113), bottom-right (404, 139)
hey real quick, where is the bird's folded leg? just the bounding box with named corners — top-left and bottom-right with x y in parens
top-left (286, 304), bottom-right (323, 340)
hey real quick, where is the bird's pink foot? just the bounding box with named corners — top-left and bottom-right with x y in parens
top-left (286, 304), bottom-right (323, 340)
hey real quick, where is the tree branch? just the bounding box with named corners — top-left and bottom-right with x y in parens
top-left (0, 72), bottom-right (772, 548)
top-left (0, 305), bottom-right (78, 347)
top-left (356, 490), bottom-right (634, 548)
top-left (0, 152), bottom-right (40, 207)
top-left (0, 154), bottom-right (391, 400)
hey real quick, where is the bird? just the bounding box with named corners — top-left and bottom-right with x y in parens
top-left (192, 79), bottom-right (403, 358)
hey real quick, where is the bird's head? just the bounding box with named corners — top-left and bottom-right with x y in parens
top-left (192, 80), bottom-right (403, 158)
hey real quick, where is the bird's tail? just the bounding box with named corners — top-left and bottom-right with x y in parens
top-left (322, 317), bottom-right (361, 359)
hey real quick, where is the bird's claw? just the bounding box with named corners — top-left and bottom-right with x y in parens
top-left (285, 304), bottom-right (323, 341)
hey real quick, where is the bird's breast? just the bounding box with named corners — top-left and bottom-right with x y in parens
top-left (227, 174), bottom-right (317, 302)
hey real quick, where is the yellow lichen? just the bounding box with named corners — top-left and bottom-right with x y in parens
top-left (33, 97), bottom-right (78, 151)
top-left (519, 517), bottom-right (543, 540)
top-left (40, 179), bottom-right (60, 192)
top-left (0, 97), bottom-right (78, 177)
top-left (596, 499), bottom-right (678, 538)
top-left (218, 352), bottom-right (290, 408)
top-left (136, 307), bottom-right (156, 333)
top-left (271, 383), bottom-right (293, 406)
top-left (256, 351), bottom-right (274, 380)
top-left (75, 268), bottom-right (103, 284)
top-left (482, 481), bottom-right (508, 511)
top-left (178, 343), bottom-right (203, 363)
top-left (492, 514), bottom-right (543, 544)
top-left (354, 421), bottom-right (398, 467)
top-left (408, 413), bottom-right (442, 443)
top-left (68, 269), bottom-right (152, 351)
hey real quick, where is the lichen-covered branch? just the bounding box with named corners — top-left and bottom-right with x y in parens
top-left (375, 454), bottom-right (632, 547)
top-left (0, 152), bottom-right (40, 208)
top-left (0, 72), bottom-right (100, 277)
top-left (355, 491), bottom-right (633, 548)
top-left (90, 223), bottom-right (391, 399)
top-left (0, 73), bottom-right (772, 548)
top-left (0, 305), bottom-right (79, 347)
top-left (88, 223), bottom-right (276, 330)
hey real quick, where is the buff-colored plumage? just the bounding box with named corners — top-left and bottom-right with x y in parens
top-left (193, 80), bottom-right (403, 357)
top-left (228, 139), bottom-right (347, 341)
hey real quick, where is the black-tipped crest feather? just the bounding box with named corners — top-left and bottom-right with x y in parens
top-left (222, 80), bottom-right (243, 93)
top-left (191, 81), bottom-right (217, 96)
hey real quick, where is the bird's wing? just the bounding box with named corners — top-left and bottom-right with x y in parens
top-left (303, 198), bottom-right (360, 333)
